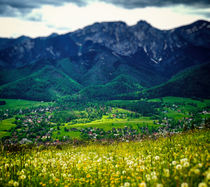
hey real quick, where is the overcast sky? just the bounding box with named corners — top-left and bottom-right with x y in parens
top-left (0, 0), bottom-right (210, 38)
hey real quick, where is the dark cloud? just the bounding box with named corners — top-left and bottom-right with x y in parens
top-left (0, 0), bottom-right (209, 18)
top-left (26, 13), bottom-right (43, 22)
top-left (191, 11), bottom-right (210, 18)
top-left (0, 0), bottom-right (86, 17)
top-left (0, 4), bottom-right (30, 17)
top-left (201, 12), bottom-right (210, 17)
top-left (103, 0), bottom-right (210, 9)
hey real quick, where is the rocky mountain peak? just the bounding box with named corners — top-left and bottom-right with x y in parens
top-left (0, 19), bottom-right (209, 70)
top-left (136, 20), bottom-right (151, 28)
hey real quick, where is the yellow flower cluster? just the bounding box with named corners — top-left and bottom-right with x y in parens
top-left (0, 130), bottom-right (209, 186)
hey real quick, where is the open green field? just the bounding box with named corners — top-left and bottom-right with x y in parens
top-left (53, 118), bottom-right (159, 140)
top-left (106, 100), bottom-right (141, 105)
top-left (165, 109), bottom-right (190, 120)
top-left (53, 114), bottom-right (159, 139)
top-left (0, 118), bottom-right (15, 138)
top-left (70, 118), bottom-right (157, 130)
top-left (149, 96), bottom-right (210, 120)
top-left (0, 131), bottom-right (10, 138)
top-left (149, 96), bottom-right (210, 109)
top-left (0, 99), bottom-right (51, 110)
top-left (0, 118), bottom-right (15, 131)
top-left (53, 130), bottom-right (82, 140)
top-left (0, 130), bottom-right (209, 187)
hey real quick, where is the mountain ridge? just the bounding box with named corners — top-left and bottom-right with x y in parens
top-left (0, 19), bottom-right (209, 101)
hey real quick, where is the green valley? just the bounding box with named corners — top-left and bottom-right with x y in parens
top-left (0, 97), bottom-right (209, 143)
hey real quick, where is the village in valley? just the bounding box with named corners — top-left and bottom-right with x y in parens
top-left (0, 97), bottom-right (209, 145)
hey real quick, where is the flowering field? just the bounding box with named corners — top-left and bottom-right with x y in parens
top-left (0, 130), bottom-right (209, 187)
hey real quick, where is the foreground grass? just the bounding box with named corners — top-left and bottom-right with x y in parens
top-left (0, 130), bottom-right (209, 187)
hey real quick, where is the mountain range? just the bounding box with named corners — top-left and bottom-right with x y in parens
top-left (0, 20), bottom-right (210, 101)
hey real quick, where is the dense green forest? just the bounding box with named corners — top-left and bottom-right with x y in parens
top-left (146, 62), bottom-right (210, 99)
top-left (0, 62), bottom-right (209, 101)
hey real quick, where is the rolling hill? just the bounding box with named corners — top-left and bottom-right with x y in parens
top-left (78, 74), bottom-right (143, 99)
top-left (0, 65), bottom-right (82, 101)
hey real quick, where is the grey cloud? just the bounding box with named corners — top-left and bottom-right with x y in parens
top-left (26, 13), bottom-right (43, 22)
top-left (190, 11), bottom-right (210, 18)
top-left (0, 0), bottom-right (87, 17)
top-left (201, 12), bottom-right (210, 17)
top-left (0, 4), bottom-right (29, 17)
top-left (102, 0), bottom-right (210, 8)
top-left (0, 0), bottom-right (210, 18)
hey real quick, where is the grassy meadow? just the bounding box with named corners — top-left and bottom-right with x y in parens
top-left (53, 117), bottom-right (159, 140)
top-left (0, 130), bottom-right (209, 187)
top-left (0, 118), bottom-right (15, 138)
top-left (0, 99), bottom-right (51, 110)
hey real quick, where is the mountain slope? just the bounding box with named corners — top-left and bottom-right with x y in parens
top-left (146, 62), bottom-right (210, 99)
top-left (78, 74), bottom-right (143, 99)
top-left (0, 66), bottom-right (82, 101)
top-left (0, 59), bottom-right (55, 86)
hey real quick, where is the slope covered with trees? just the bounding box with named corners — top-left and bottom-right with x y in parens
top-left (0, 66), bottom-right (82, 101)
top-left (146, 62), bottom-right (210, 99)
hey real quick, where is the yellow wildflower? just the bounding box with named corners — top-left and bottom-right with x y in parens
top-left (181, 182), bottom-right (188, 187)
top-left (198, 182), bottom-right (207, 187)
top-left (139, 182), bottom-right (147, 187)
